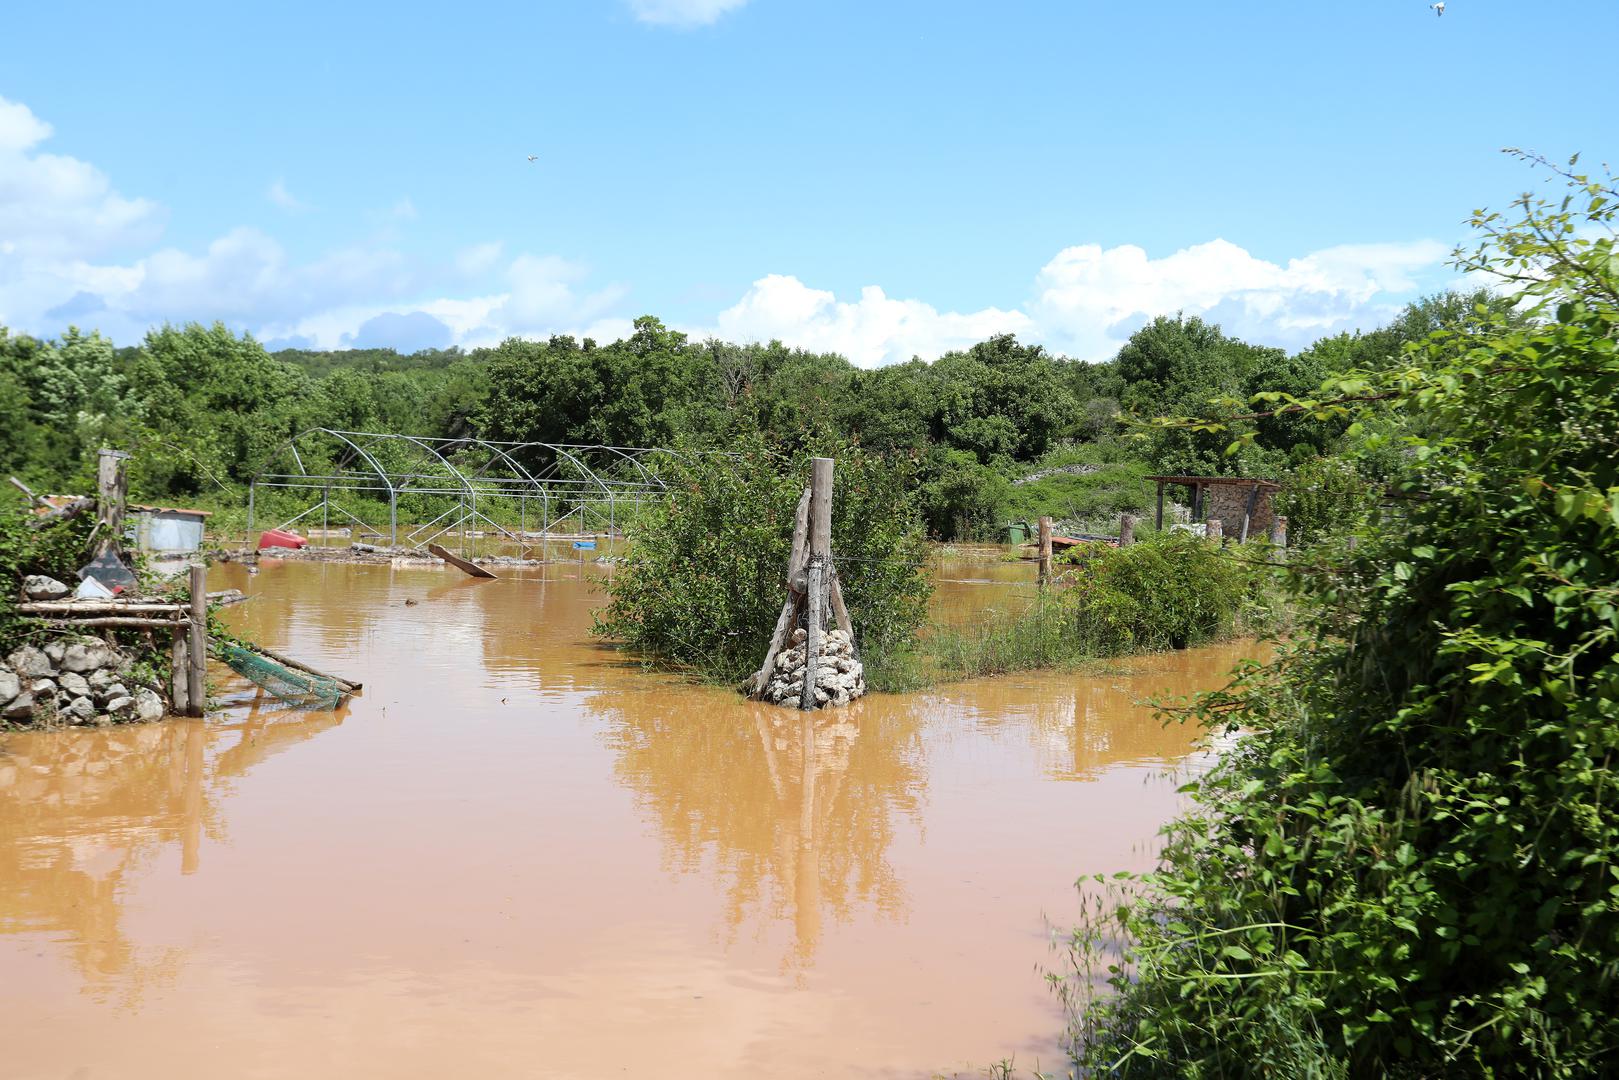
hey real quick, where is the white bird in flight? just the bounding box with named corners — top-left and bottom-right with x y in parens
top-left (1430, 2), bottom-right (1444, 14)
top-left (526, 154), bottom-right (538, 162)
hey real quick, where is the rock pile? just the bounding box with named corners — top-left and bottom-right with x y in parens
top-left (762, 627), bottom-right (866, 709)
top-left (0, 637), bottom-right (165, 727)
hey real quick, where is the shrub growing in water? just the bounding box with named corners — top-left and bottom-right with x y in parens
top-left (593, 440), bottom-right (931, 685)
top-left (1065, 157), bottom-right (1619, 1076)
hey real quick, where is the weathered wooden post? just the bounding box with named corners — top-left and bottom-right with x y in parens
top-left (186, 563), bottom-right (207, 717)
top-left (1119, 513), bottom-right (1136, 547)
top-left (1238, 482), bottom-right (1261, 544)
top-left (170, 626), bottom-right (190, 716)
top-left (95, 448), bottom-right (130, 555)
top-left (1268, 515), bottom-right (1289, 557)
top-left (1037, 516), bottom-right (1054, 586)
top-left (800, 458), bottom-right (834, 711)
top-left (1155, 479), bottom-right (1165, 532)
top-left (1206, 517), bottom-right (1223, 543)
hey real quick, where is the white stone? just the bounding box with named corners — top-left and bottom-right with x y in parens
top-left (133, 688), bottom-right (165, 722)
top-left (62, 696), bottom-right (96, 723)
top-left (58, 672), bottom-right (91, 698)
top-left (105, 695), bottom-right (135, 716)
top-left (61, 641), bottom-right (121, 673)
top-left (7, 646), bottom-right (52, 678)
top-left (0, 668), bottom-right (17, 706)
top-left (22, 575), bottom-right (70, 601)
top-left (43, 642), bottom-right (66, 664)
top-left (2, 692), bottom-right (34, 720)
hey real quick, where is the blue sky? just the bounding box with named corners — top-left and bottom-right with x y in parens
top-left (2, 0), bottom-right (1614, 363)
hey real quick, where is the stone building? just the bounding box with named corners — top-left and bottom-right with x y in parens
top-left (1147, 475), bottom-right (1281, 542)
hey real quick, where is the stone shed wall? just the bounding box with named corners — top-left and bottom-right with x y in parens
top-left (1202, 483), bottom-right (1277, 541)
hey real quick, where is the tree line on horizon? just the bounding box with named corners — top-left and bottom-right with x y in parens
top-left (0, 290), bottom-right (1502, 539)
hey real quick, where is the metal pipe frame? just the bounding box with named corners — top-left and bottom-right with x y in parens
top-left (248, 428), bottom-right (684, 551)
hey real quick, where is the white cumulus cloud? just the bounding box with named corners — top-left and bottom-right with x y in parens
top-left (1031, 238), bottom-right (1452, 361)
top-left (703, 274), bottom-right (1032, 368)
top-left (626, 0), bottom-right (750, 27)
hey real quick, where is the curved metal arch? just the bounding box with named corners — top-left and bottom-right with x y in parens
top-left (389, 433), bottom-right (479, 498)
top-left (457, 437), bottom-right (548, 492)
top-left (252, 427), bottom-right (397, 501)
top-left (514, 442), bottom-right (615, 500)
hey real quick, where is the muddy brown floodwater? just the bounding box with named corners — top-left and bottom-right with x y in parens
top-left (0, 557), bottom-right (1257, 1079)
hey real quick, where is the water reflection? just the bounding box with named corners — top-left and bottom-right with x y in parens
top-left (0, 694), bottom-right (347, 995)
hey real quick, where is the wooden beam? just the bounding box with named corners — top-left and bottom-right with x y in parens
top-left (427, 542), bottom-right (498, 579)
top-left (1119, 513), bottom-right (1136, 547)
top-left (801, 558), bottom-right (825, 711)
top-left (95, 449), bottom-right (130, 557)
top-left (808, 458), bottom-right (833, 562)
top-left (828, 571), bottom-right (853, 639)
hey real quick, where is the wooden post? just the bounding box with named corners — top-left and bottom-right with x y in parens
top-left (1206, 517), bottom-right (1223, 543)
top-left (1155, 480), bottom-right (1165, 532)
top-left (1239, 483), bottom-right (1261, 544)
top-left (801, 558), bottom-right (825, 711)
top-left (1269, 515), bottom-right (1289, 563)
top-left (170, 626), bottom-right (190, 716)
top-left (1191, 483), bottom-right (1204, 524)
top-left (828, 572), bottom-right (853, 640)
top-left (1119, 513), bottom-right (1136, 547)
top-left (799, 458), bottom-right (835, 711)
top-left (95, 448), bottom-right (130, 555)
top-left (186, 563), bottom-right (207, 717)
top-left (1037, 516), bottom-right (1053, 587)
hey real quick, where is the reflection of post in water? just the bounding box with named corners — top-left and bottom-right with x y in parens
top-left (0, 697), bottom-right (349, 989)
top-left (795, 711), bottom-right (820, 960)
top-left (599, 687), bottom-right (919, 970)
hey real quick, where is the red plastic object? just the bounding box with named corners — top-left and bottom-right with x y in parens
top-left (258, 529), bottom-right (308, 551)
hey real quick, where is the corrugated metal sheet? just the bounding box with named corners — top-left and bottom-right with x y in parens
top-left (135, 510), bottom-right (207, 553)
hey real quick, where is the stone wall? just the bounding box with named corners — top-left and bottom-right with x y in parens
top-left (1, 637), bottom-right (166, 729)
top-left (1202, 483), bottom-right (1277, 542)
top-left (761, 627), bottom-right (866, 709)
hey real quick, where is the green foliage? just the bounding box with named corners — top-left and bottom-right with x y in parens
top-left (1274, 455), bottom-right (1378, 547)
top-left (1001, 442), bottom-right (1156, 533)
top-left (1067, 155), bottom-right (1619, 1077)
top-left (0, 492), bottom-right (96, 645)
top-left (592, 440), bottom-right (932, 685)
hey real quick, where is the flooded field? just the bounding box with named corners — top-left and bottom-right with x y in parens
top-left (0, 557), bottom-right (1255, 1079)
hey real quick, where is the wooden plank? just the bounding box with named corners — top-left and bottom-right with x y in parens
top-left (808, 458), bottom-right (833, 561)
top-left (427, 543), bottom-right (498, 579)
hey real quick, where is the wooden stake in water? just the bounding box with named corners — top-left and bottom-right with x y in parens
top-left (1037, 516), bottom-right (1053, 587)
top-left (186, 563), bottom-right (207, 717)
top-left (801, 557), bottom-right (824, 711)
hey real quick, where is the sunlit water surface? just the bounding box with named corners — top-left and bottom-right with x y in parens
top-left (0, 557), bottom-right (1256, 1078)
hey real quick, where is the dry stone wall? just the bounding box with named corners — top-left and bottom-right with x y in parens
top-left (761, 627), bottom-right (866, 709)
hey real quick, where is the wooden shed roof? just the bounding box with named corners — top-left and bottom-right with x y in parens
top-left (1146, 475), bottom-right (1280, 488)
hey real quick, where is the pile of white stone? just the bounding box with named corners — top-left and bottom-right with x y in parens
top-left (762, 626), bottom-right (866, 709)
top-left (0, 637), bottom-right (165, 727)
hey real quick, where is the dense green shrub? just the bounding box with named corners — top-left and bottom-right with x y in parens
top-left (1066, 158), bottom-right (1619, 1077)
top-left (592, 439), bottom-right (931, 685)
top-left (1065, 531), bottom-right (1262, 653)
top-left (1274, 454), bottom-right (1379, 547)
top-left (0, 492), bottom-right (96, 646)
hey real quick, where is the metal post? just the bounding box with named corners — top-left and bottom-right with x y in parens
top-left (389, 490), bottom-right (397, 546)
top-left (246, 481), bottom-right (256, 543)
